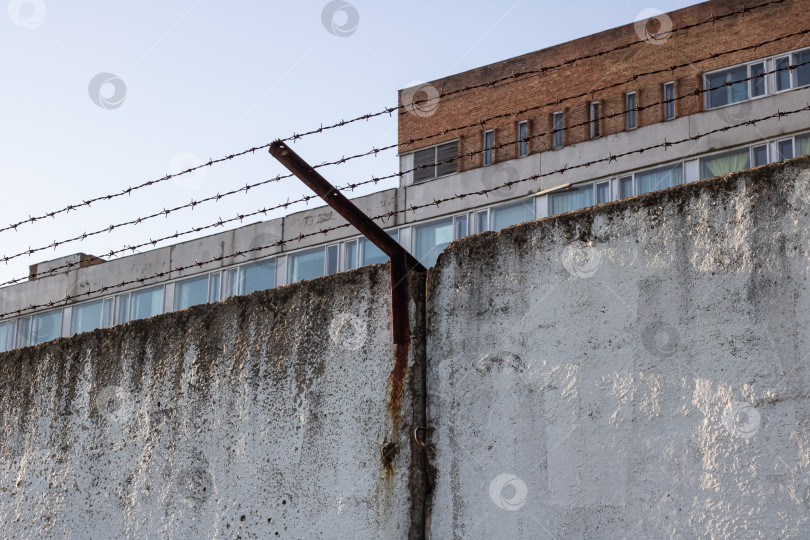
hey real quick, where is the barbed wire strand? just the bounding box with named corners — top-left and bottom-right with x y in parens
top-left (2, 103), bottom-right (806, 321)
top-left (0, 0), bottom-right (788, 237)
top-left (6, 53), bottom-right (808, 284)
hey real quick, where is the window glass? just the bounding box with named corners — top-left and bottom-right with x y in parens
top-left (288, 248), bottom-right (325, 283)
top-left (435, 141), bottom-right (458, 178)
top-left (209, 272), bottom-right (221, 302)
top-left (596, 182), bottom-right (611, 204)
top-left (776, 57), bottom-right (791, 91)
top-left (706, 66), bottom-right (748, 108)
top-left (619, 176), bottom-right (633, 199)
top-left (796, 134), bottom-right (810, 157)
top-left (16, 317), bottom-right (31, 348)
top-left (4, 320), bottom-right (17, 351)
top-left (454, 215), bottom-right (468, 239)
top-left (553, 113), bottom-right (564, 148)
top-left (636, 164), bottom-right (683, 195)
top-left (778, 139), bottom-right (794, 161)
top-left (549, 185), bottom-right (594, 216)
top-left (345, 240), bottom-right (358, 271)
top-left (221, 268), bottom-right (238, 299)
top-left (664, 82), bottom-right (675, 119)
top-left (414, 218), bottom-right (453, 268)
top-left (752, 145), bottom-right (769, 167)
top-left (71, 300), bottom-right (104, 335)
top-left (795, 49), bottom-right (810, 88)
top-left (115, 294), bottom-right (130, 325)
top-left (0, 322), bottom-right (8, 353)
top-left (476, 210), bottom-right (489, 233)
top-left (241, 260), bottom-right (275, 295)
top-left (750, 63), bottom-right (766, 97)
top-left (175, 275), bottom-right (209, 310)
top-left (361, 231), bottom-right (398, 266)
top-left (130, 287), bottom-right (164, 321)
top-left (626, 93), bottom-right (637, 130)
top-left (483, 131), bottom-right (494, 166)
top-left (700, 148), bottom-right (751, 179)
top-left (32, 310), bottom-right (62, 345)
top-left (491, 200), bottom-right (534, 231)
top-left (326, 245), bottom-right (338, 275)
top-left (589, 103), bottom-right (600, 138)
top-left (102, 298), bottom-right (114, 328)
top-left (518, 122), bottom-right (528, 157)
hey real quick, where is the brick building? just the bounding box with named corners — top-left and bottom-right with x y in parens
top-left (1, 0), bottom-right (809, 351)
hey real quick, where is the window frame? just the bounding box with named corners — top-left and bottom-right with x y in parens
top-left (552, 112), bottom-right (564, 149)
top-left (517, 121), bottom-right (529, 158)
top-left (625, 92), bottom-right (637, 131)
top-left (483, 130), bottom-right (494, 166)
top-left (412, 139), bottom-right (459, 184)
top-left (589, 101), bottom-right (600, 139)
top-left (663, 81), bottom-right (676, 120)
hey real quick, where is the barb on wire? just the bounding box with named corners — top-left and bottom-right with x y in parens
top-left (2, 102), bottom-right (807, 321)
top-left (0, 0), bottom-right (788, 237)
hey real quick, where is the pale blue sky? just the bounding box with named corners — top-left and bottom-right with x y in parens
top-left (0, 0), bottom-right (704, 287)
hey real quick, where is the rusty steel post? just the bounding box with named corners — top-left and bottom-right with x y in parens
top-left (269, 140), bottom-right (425, 345)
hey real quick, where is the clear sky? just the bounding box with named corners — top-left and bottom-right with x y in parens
top-left (0, 0), bottom-right (705, 288)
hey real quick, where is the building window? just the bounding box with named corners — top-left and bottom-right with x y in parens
top-left (0, 320), bottom-right (15, 352)
top-left (700, 147), bottom-right (751, 179)
top-left (288, 247), bottom-right (326, 283)
top-left (552, 112), bottom-right (564, 149)
top-left (414, 218), bottom-right (454, 268)
top-left (17, 310), bottom-right (63, 346)
top-left (774, 49), bottom-right (810, 91)
top-left (752, 144), bottom-right (769, 167)
top-left (619, 176), bottom-right (633, 199)
top-left (129, 286), bottom-right (164, 321)
top-left (71, 298), bottom-right (114, 336)
top-left (489, 200), bottom-right (534, 232)
top-left (175, 274), bottom-right (210, 310)
top-left (636, 163), bottom-right (683, 195)
top-left (797, 133), bottom-right (810, 156)
top-left (777, 139), bottom-right (794, 161)
top-left (360, 230), bottom-right (398, 267)
top-left (517, 121), bottom-right (529, 157)
top-left (663, 82), bottom-right (675, 120)
top-left (589, 102), bottom-right (600, 139)
top-left (413, 140), bottom-right (458, 183)
top-left (240, 259), bottom-right (276, 295)
top-left (596, 181), bottom-right (611, 204)
top-left (775, 56), bottom-right (791, 92)
top-left (625, 92), bottom-right (637, 130)
top-left (550, 185), bottom-right (594, 216)
top-left (751, 62), bottom-right (766, 97)
top-left (483, 130), bottom-right (494, 166)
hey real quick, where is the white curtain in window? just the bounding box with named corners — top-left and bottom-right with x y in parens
top-left (175, 275), bottom-right (209, 310)
top-left (549, 186), bottom-right (594, 215)
top-left (797, 134), bottom-right (810, 157)
top-left (795, 50), bottom-right (810, 87)
top-left (491, 201), bottom-right (534, 231)
top-left (637, 164), bottom-right (684, 195)
top-left (71, 300), bottom-right (103, 335)
top-left (32, 311), bottom-right (62, 345)
top-left (289, 249), bottom-right (325, 283)
top-left (415, 219), bottom-right (453, 268)
top-left (131, 287), bottom-right (164, 320)
top-left (240, 260), bottom-right (275, 295)
top-left (700, 149), bottom-right (750, 179)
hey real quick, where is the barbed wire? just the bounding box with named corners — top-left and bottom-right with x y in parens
top-left (0, 0), bottom-right (787, 237)
top-left (1, 102), bottom-right (805, 321)
top-left (286, 0), bottom-right (788, 145)
top-left (4, 49), bottom-right (807, 286)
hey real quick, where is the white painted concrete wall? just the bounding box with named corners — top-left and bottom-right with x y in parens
top-left (426, 157), bottom-right (810, 538)
top-left (0, 265), bottom-right (427, 539)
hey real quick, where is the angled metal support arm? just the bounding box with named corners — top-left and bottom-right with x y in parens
top-left (269, 140), bottom-right (426, 345)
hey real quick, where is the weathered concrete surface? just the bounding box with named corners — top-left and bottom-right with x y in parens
top-left (0, 264), bottom-right (427, 539)
top-left (426, 157), bottom-right (810, 538)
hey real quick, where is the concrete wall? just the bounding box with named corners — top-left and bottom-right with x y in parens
top-left (0, 264), bottom-right (427, 539)
top-left (425, 157), bottom-right (810, 538)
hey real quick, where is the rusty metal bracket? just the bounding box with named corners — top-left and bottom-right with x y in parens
top-left (269, 140), bottom-right (426, 345)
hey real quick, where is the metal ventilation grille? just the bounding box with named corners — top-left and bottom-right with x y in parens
top-left (413, 147), bottom-right (437, 183)
top-left (436, 141), bottom-right (458, 178)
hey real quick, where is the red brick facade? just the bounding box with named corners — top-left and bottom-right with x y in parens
top-left (397, 0), bottom-right (810, 173)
